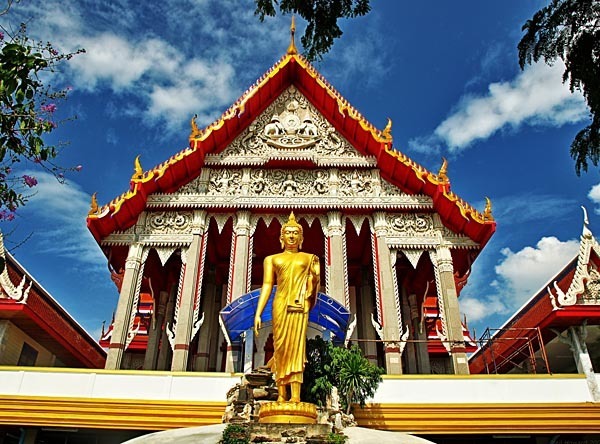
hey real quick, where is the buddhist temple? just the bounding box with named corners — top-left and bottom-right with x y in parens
top-left (88, 30), bottom-right (494, 378)
top-left (1, 23), bottom-right (599, 444)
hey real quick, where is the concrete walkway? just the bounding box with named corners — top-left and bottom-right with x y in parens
top-left (122, 424), bottom-right (437, 444)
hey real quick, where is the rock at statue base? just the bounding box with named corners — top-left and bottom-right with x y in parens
top-left (258, 401), bottom-right (318, 424)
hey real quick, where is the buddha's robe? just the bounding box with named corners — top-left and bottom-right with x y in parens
top-left (268, 251), bottom-right (319, 385)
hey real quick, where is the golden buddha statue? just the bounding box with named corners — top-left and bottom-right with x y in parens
top-left (254, 212), bottom-right (320, 403)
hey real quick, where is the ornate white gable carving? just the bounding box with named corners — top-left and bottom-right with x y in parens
top-left (0, 233), bottom-right (32, 304)
top-left (205, 86), bottom-right (376, 167)
top-left (548, 207), bottom-right (600, 307)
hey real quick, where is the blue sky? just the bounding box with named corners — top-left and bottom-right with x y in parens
top-left (1, 0), bottom-right (598, 341)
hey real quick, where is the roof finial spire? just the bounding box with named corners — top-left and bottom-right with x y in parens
top-left (287, 15), bottom-right (298, 55)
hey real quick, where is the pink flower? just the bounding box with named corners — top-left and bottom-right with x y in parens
top-left (75, 165), bottom-right (83, 171)
top-left (22, 175), bottom-right (38, 187)
top-left (0, 32), bottom-right (4, 41)
top-left (41, 103), bottom-right (57, 113)
top-left (0, 210), bottom-right (15, 221)
top-left (50, 49), bottom-right (59, 56)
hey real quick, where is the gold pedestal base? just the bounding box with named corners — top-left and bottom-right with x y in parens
top-left (258, 401), bottom-right (317, 424)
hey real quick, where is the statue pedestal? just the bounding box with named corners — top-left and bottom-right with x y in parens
top-left (258, 401), bottom-right (318, 424)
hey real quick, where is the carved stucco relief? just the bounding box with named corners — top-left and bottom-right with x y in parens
top-left (205, 86), bottom-right (376, 167)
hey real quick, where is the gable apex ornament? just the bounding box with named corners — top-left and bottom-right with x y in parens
top-left (287, 15), bottom-right (298, 55)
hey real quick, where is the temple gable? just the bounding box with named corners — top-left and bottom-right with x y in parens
top-left (206, 86), bottom-right (376, 167)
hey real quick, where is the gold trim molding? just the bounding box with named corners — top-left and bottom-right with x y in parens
top-left (354, 402), bottom-right (600, 434)
top-left (1, 395), bottom-right (600, 433)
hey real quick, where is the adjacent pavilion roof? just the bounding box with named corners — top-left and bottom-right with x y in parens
top-left (469, 211), bottom-right (600, 374)
top-left (0, 234), bottom-right (106, 368)
top-left (87, 48), bottom-right (495, 247)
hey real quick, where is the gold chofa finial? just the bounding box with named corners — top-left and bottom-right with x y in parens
top-left (132, 155), bottom-right (144, 181)
top-left (483, 197), bottom-right (494, 221)
top-left (382, 118), bottom-right (392, 141)
top-left (88, 192), bottom-right (99, 216)
top-left (438, 157), bottom-right (449, 183)
top-left (287, 15), bottom-right (298, 55)
top-left (190, 114), bottom-right (202, 139)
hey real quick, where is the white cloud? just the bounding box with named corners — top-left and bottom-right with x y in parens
top-left (460, 294), bottom-right (509, 324)
top-left (17, 171), bottom-right (106, 267)
top-left (495, 236), bottom-right (579, 307)
top-left (460, 236), bottom-right (579, 327)
top-left (410, 62), bottom-right (588, 153)
top-left (490, 193), bottom-right (576, 225)
top-left (437, 62), bottom-right (587, 151)
top-left (588, 184), bottom-right (600, 214)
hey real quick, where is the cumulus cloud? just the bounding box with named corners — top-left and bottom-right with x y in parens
top-left (588, 184), bottom-right (600, 214)
top-left (410, 62), bottom-right (588, 153)
top-left (17, 171), bottom-right (106, 267)
top-left (460, 294), bottom-right (509, 324)
top-left (1, 0), bottom-right (263, 132)
top-left (495, 237), bottom-right (579, 307)
top-left (461, 236), bottom-right (579, 326)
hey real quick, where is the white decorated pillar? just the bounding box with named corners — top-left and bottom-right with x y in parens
top-left (325, 211), bottom-right (349, 307)
top-left (144, 290), bottom-right (169, 370)
top-left (566, 324), bottom-right (600, 401)
top-left (171, 210), bottom-right (208, 371)
top-left (430, 246), bottom-right (469, 374)
top-left (225, 211), bottom-right (254, 372)
top-left (227, 210), bottom-right (253, 303)
top-left (106, 242), bottom-right (147, 370)
top-left (372, 212), bottom-right (403, 374)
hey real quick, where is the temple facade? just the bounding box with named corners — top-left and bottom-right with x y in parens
top-left (88, 42), bottom-right (495, 377)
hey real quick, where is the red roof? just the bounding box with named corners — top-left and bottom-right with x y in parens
top-left (469, 238), bottom-right (600, 374)
top-left (0, 250), bottom-right (106, 368)
top-left (87, 53), bottom-right (495, 246)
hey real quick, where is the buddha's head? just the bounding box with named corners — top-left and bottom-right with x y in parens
top-left (280, 212), bottom-right (303, 250)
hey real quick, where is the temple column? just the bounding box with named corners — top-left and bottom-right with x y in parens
top-left (243, 329), bottom-right (255, 374)
top-left (156, 285), bottom-right (176, 370)
top-left (401, 289), bottom-right (418, 374)
top-left (409, 293), bottom-right (431, 374)
top-left (372, 212), bottom-right (403, 374)
top-left (358, 268), bottom-right (378, 365)
top-left (144, 290), bottom-right (169, 370)
top-left (225, 211), bottom-right (254, 372)
top-left (228, 211), bottom-right (253, 302)
top-left (254, 331), bottom-right (267, 368)
top-left (171, 210), bottom-right (208, 372)
top-left (565, 324), bottom-right (600, 401)
top-left (106, 242), bottom-right (146, 370)
top-left (430, 246), bottom-right (469, 374)
top-left (326, 211), bottom-right (348, 307)
top-left (194, 270), bottom-right (218, 371)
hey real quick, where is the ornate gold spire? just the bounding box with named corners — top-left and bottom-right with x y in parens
top-left (190, 114), bottom-right (202, 139)
top-left (381, 117), bottom-right (392, 142)
top-left (132, 155), bottom-right (144, 181)
top-left (287, 15), bottom-right (298, 55)
top-left (438, 157), bottom-right (449, 183)
top-left (483, 197), bottom-right (494, 221)
top-left (88, 192), bottom-right (99, 216)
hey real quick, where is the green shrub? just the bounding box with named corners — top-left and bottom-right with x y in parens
top-left (327, 431), bottom-right (348, 444)
top-left (302, 336), bottom-right (385, 414)
top-left (220, 423), bottom-right (249, 444)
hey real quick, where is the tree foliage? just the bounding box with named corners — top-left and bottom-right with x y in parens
top-left (518, 0), bottom-right (600, 175)
top-left (302, 336), bottom-right (384, 414)
top-left (254, 0), bottom-right (371, 61)
top-left (0, 21), bottom-right (83, 220)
